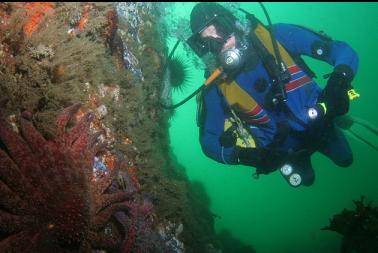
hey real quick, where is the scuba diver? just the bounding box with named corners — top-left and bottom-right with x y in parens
top-left (185, 2), bottom-right (360, 187)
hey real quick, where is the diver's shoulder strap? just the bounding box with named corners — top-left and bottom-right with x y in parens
top-left (248, 14), bottom-right (318, 80)
top-left (251, 22), bottom-right (295, 73)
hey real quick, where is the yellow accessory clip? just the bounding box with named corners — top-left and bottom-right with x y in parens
top-left (348, 88), bottom-right (360, 101)
top-left (319, 102), bottom-right (327, 115)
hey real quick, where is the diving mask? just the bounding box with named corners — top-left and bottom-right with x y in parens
top-left (187, 13), bottom-right (234, 57)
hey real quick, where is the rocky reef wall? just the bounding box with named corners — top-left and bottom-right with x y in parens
top-left (0, 2), bottom-right (220, 252)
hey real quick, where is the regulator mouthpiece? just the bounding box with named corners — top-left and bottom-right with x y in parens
top-left (219, 48), bottom-right (243, 71)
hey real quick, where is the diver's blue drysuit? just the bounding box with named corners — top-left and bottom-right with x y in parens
top-left (199, 23), bottom-right (359, 185)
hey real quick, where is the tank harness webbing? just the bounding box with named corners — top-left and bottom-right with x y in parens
top-left (218, 18), bottom-right (307, 131)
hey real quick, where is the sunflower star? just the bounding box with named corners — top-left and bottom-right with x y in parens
top-left (0, 101), bottom-right (133, 252)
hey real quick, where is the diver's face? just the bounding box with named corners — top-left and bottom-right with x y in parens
top-left (200, 24), bottom-right (236, 53)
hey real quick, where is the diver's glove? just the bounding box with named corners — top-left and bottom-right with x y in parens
top-left (317, 64), bottom-right (354, 119)
top-left (219, 126), bottom-right (237, 148)
top-left (235, 147), bottom-right (287, 175)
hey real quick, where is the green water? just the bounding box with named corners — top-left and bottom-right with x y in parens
top-left (167, 3), bottom-right (378, 253)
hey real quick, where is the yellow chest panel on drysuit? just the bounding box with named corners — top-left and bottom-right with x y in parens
top-left (218, 23), bottom-right (295, 148)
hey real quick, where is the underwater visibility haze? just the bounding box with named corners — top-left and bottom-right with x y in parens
top-left (168, 2), bottom-right (378, 253)
top-left (0, 2), bottom-right (377, 253)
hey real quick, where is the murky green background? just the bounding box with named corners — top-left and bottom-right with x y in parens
top-left (168, 3), bottom-right (378, 253)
